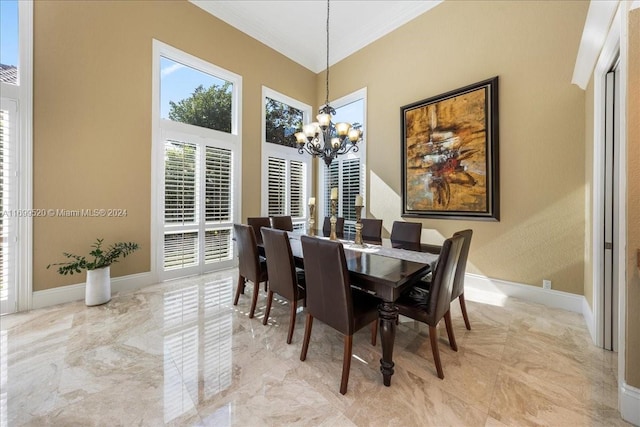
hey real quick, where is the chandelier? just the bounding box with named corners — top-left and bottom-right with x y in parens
top-left (295, 0), bottom-right (363, 167)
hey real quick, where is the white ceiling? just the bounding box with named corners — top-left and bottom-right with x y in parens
top-left (191, 0), bottom-right (444, 73)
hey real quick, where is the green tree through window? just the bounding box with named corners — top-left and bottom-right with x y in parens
top-left (265, 97), bottom-right (303, 148)
top-left (168, 83), bottom-right (232, 133)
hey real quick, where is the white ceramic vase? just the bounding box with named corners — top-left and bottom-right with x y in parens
top-left (85, 266), bottom-right (111, 306)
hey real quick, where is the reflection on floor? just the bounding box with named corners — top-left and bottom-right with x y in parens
top-left (1, 269), bottom-right (630, 426)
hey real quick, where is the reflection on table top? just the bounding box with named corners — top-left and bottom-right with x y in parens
top-left (284, 231), bottom-right (439, 302)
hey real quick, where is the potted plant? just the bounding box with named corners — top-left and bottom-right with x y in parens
top-left (48, 238), bottom-right (139, 306)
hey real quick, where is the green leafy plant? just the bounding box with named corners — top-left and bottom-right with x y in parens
top-left (47, 238), bottom-right (139, 275)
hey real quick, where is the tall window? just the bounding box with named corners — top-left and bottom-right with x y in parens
top-left (153, 41), bottom-right (241, 280)
top-left (261, 87), bottom-right (311, 230)
top-left (320, 89), bottom-right (366, 234)
top-left (0, 0), bottom-right (31, 315)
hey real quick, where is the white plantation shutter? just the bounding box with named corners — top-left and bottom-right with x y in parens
top-left (164, 140), bottom-right (199, 270)
top-left (162, 138), bottom-right (235, 273)
top-left (205, 147), bottom-right (232, 223)
top-left (164, 140), bottom-right (198, 224)
top-left (323, 161), bottom-right (339, 218)
top-left (289, 160), bottom-right (304, 218)
top-left (342, 158), bottom-right (361, 234)
top-left (267, 157), bottom-right (286, 216)
top-left (0, 101), bottom-right (17, 314)
top-left (267, 156), bottom-right (306, 230)
top-left (322, 158), bottom-right (361, 234)
top-left (204, 147), bottom-right (233, 264)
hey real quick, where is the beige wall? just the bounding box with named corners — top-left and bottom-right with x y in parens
top-left (324, 0), bottom-right (588, 293)
top-left (33, 0), bottom-right (316, 290)
top-left (626, 7), bottom-right (640, 389)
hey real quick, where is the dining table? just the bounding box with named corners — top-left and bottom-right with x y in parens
top-left (281, 230), bottom-right (440, 387)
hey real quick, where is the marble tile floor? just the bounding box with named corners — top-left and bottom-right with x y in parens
top-left (0, 268), bottom-right (630, 426)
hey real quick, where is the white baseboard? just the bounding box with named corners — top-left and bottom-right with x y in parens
top-left (621, 382), bottom-right (640, 426)
top-left (32, 271), bottom-right (155, 309)
top-left (464, 273), bottom-right (585, 313)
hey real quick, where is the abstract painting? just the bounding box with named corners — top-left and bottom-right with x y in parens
top-left (401, 77), bottom-right (499, 220)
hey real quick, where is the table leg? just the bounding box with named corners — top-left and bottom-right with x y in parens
top-left (378, 301), bottom-right (398, 386)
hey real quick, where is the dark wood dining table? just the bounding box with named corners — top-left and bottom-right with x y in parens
top-left (282, 231), bottom-right (440, 386)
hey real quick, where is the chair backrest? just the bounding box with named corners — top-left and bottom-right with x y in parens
top-left (322, 216), bottom-right (345, 237)
top-left (300, 236), bottom-right (353, 335)
top-left (247, 217), bottom-right (271, 244)
top-left (234, 223), bottom-right (262, 283)
top-left (426, 234), bottom-right (464, 324)
top-left (451, 229), bottom-right (473, 300)
top-left (261, 227), bottom-right (297, 301)
top-left (271, 215), bottom-right (293, 231)
top-left (390, 221), bottom-right (422, 244)
top-left (360, 218), bottom-right (383, 241)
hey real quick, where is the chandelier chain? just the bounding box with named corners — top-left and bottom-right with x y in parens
top-left (325, 0), bottom-right (330, 106)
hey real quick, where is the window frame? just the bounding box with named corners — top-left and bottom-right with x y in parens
top-left (260, 86), bottom-right (312, 229)
top-left (0, 0), bottom-right (33, 314)
top-left (318, 88), bottom-right (367, 231)
top-left (151, 39), bottom-right (242, 281)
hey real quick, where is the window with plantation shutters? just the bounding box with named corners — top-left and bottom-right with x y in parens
top-left (318, 89), bottom-right (366, 233)
top-left (261, 87), bottom-right (312, 231)
top-left (155, 41), bottom-right (240, 279)
top-left (0, 100), bottom-right (17, 315)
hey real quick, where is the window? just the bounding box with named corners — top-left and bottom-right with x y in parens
top-left (153, 40), bottom-right (241, 280)
top-left (261, 87), bottom-right (311, 230)
top-left (0, 101), bottom-right (17, 313)
top-left (319, 89), bottom-right (366, 234)
top-left (0, 0), bottom-right (32, 315)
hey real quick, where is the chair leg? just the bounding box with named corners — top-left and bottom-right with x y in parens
top-left (429, 325), bottom-right (444, 379)
top-left (262, 290), bottom-right (274, 325)
top-left (233, 275), bottom-right (245, 305)
top-left (459, 293), bottom-right (471, 330)
top-left (249, 281), bottom-right (260, 318)
top-left (370, 320), bottom-right (378, 346)
top-left (444, 310), bottom-right (458, 351)
top-left (300, 314), bottom-right (313, 361)
top-left (340, 335), bottom-right (353, 395)
top-left (287, 300), bottom-right (297, 344)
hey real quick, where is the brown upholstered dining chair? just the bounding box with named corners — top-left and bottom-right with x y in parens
top-left (393, 233), bottom-right (464, 379)
top-left (299, 236), bottom-right (379, 395)
top-left (360, 218), bottom-right (383, 242)
top-left (271, 215), bottom-right (294, 231)
top-left (411, 229), bottom-right (473, 330)
top-left (260, 227), bottom-right (306, 344)
top-left (448, 229), bottom-right (473, 330)
top-left (390, 220), bottom-right (422, 244)
top-left (233, 223), bottom-right (268, 318)
top-left (322, 216), bottom-right (345, 238)
top-left (247, 217), bottom-right (271, 245)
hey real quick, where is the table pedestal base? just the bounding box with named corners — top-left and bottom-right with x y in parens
top-left (378, 301), bottom-right (398, 386)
